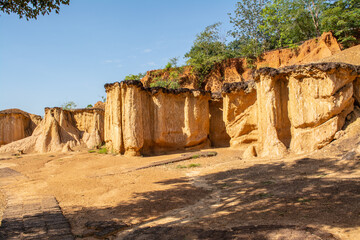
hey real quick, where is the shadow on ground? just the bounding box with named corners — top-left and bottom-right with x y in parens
top-left (57, 152), bottom-right (360, 239)
top-left (2, 153), bottom-right (359, 239)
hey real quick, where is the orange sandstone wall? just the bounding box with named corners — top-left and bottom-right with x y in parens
top-left (105, 81), bottom-right (211, 156)
top-left (0, 109), bottom-right (42, 146)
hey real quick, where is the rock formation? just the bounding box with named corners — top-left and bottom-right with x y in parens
top-left (222, 82), bottom-right (258, 148)
top-left (0, 107), bottom-right (104, 154)
top-left (0, 37), bottom-right (357, 157)
top-left (0, 109), bottom-right (42, 146)
top-left (209, 93), bottom-right (230, 147)
top-left (141, 32), bottom-right (341, 93)
top-left (93, 101), bottom-right (105, 110)
top-left (221, 62), bottom-right (360, 158)
top-left (105, 81), bottom-right (211, 156)
top-left (205, 32), bottom-right (341, 92)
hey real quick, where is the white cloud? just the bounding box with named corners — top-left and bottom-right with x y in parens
top-left (144, 49), bottom-right (152, 53)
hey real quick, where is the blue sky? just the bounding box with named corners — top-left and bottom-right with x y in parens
top-left (0, 0), bottom-right (237, 115)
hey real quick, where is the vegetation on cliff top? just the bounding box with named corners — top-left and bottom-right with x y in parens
top-left (124, 0), bottom-right (359, 88)
top-left (183, 0), bottom-right (360, 83)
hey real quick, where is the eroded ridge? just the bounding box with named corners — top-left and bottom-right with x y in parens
top-left (0, 107), bottom-right (104, 154)
top-left (222, 62), bottom-right (360, 158)
top-left (105, 81), bottom-right (211, 156)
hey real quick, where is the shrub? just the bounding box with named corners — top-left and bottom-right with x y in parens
top-left (188, 163), bottom-right (201, 168)
top-left (150, 79), bottom-right (180, 89)
top-left (150, 80), bottom-right (168, 88)
top-left (98, 147), bottom-right (108, 154)
top-left (61, 101), bottom-right (77, 110)
top-left (165, 62), bottom-right (172, 70)
top-left (124, 72), bottom-right (146, 81)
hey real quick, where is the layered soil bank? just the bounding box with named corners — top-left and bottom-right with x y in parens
top-left (2, 62), bottom-right (358, 159)
top-left (0, 109), bottom-right (42, 146)
top-left (0, 107), bottom-right (104, 154)
top-left (222, 62), bottom-right (359, 158)
top-left (105, 81), bottom-right (211, 156)
top-left (142, 32), bottom-right (341, 92)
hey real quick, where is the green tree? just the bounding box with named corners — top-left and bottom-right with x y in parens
top-left (321, 0), bottom-right (360, 48)
top-left (124, 72), bottom-right (145, 81)
top-left (228, 0), bottom-right (270, 58)
top-left (61, 101), bottom-right (77, 110)
top-left (260, 0), bottom-right (331, 49)
top-left (169, 57), bottom-right (179, 68)
top-left (184, 22), bottom-right (229, 83)
top-left (0, 0), bottom-right (70, 20)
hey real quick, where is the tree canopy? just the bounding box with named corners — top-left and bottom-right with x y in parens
top-left (321, 0), bottom-right (360, 48)
top-left (0, 0), bottom-right (70, 20)
top-left (184, 22), bottom-right (232, 84)
top-left (183, 0), bottom-right (359, 81)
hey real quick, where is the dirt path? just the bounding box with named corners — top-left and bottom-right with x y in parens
top-left (0, 166), bottom-right (73, 239)
top-left (0, 119), bottom-right (359, 240)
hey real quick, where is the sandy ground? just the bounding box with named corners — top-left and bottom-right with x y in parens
top-left (1, 110), bottom-right (360, 239)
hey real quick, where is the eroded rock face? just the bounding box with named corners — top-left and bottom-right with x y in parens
top-left (254, 63), bottom-right (360, 156)
top-left (0, 109), bottom-right (42, 146)
top-left (221, 63), bottom-right (360, 158)
top-left (93, 101), bottom-right (105, 110)
top-left (209, 95), bottom-right (230, 147)
top-left (222, 82), bottom-right (258, 148)
top-left (0, 108), bottom-right (104, 153)
top-left (141, 32), bottom-right (341, 93)
top-left (204, 32), bottom-right (341, 92)
top-left (105, 81), bottom-right (211, 156)
top-left (71, 109), bottom-right (105, 149)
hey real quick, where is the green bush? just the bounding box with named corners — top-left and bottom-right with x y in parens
top-left (176, 163), bottom-right (201, 169)
top-left (188, 163), bottom-right (201, 168)
top-left (150, 79), bottom-right (180, 89)
top-left (61, 101), bottom-right (77, 110)
top-left (124, 72), bottom-right (146, 81)
top-left (165, 62), bottom-right (172, 70)
top-left (98, 147), bottom-right (108, 154)
top-left (150, 80), bottom-right (168, 88)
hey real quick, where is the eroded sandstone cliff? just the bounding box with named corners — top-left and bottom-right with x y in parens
top-left (221, 62), bottom-right (360, 158)
top-left (205, 32), bottom-right (341, 92)
top-left (209, 94), bottom-right (230, 147)
top-left (222, 82), bottom-right (258, 148)
top-left (141, 32), bottom-right (341, 93)
top-left (0, 109), bottom-right (42, 146)
top-left (0, 107), bottom-right (104, 153)
top-left (105, 81), bottom-right (211, 156)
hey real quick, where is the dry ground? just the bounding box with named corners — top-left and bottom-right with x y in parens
top-left (1, 111), bottom-right (360, 239)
